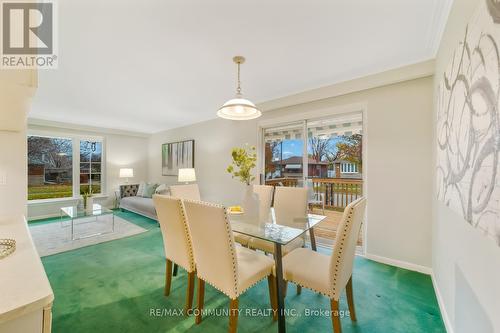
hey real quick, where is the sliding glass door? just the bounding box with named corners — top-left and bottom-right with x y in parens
top-left (263, 122), bottom-right (305, 187)
top-left (262, 112), bottom-right (364, 247)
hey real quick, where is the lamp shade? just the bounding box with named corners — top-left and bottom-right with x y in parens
top-left (217, 97), bottom-right (261, 120)
top-left (119, 168), bottom-right (134, 178)
top-left (178, 168), bottom-right (196, 182)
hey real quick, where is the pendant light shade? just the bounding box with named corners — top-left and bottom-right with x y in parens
top-left (217, 56), bottom-right (261, 120)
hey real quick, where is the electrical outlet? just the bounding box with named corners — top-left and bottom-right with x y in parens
top-left (0, 172), bottom-right (6, 186)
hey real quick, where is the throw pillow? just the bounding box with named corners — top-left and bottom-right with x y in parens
top-left (143, 183), bottom-right (159, 198)
top-left (137, 181), bottom-right (146, 197)
top-left (155, 184), bottom-right (170, 195)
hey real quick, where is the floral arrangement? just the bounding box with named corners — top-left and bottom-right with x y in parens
top-left (227, 144), bottom-right (257, 186)
top-left (82, 188), bottom-right (93, 209)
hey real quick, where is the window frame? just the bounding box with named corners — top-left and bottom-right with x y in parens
top-left (27, 130), bottom-right (106, 203)
top-left (341, 162), bottom-right (357, 174)
top-left (79, 139), bottom-right (104, 196)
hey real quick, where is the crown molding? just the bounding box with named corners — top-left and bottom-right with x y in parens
top-left (425, 0), bottom-right (454, 57)
top-left (257, 59), bottom-right (435, 112)
top-left (27, 118), bottom-right (150, 138)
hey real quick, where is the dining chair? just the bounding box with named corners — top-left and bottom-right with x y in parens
top-left (152, 195), bottom-right (196, 313)
top-left (170, 184), bottom-right (201, 201)
top-left (282, 197), bottom-right (366, 333)
top-left (248, 186), bottom-right (308, 255)
top-left (234, 184), bottom-right (274, 247)
top-left (306, 179), bottom-right (325, 214)
top-left (183, 200), bottom-right (277, 333)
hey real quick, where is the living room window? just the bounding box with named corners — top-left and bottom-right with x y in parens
top-left (80, 140), bottom-right (102, 195)
top-left (28, 136), bottom-right (74, 200)
top-left (27, 135), bottom-right (105, 201)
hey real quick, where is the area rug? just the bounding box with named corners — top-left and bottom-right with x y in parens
top-left (30, 215), bottom-right (147, 257)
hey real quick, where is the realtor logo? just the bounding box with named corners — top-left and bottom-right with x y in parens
top-left (1, 1), bottom-right (57, 69)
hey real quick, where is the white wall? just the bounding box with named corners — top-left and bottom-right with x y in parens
top-left (149, 119), bottom-right (258, 206)
top-left (27, 124), bottom-right (149, 219)
top-left (432, 0), bottom-right (500, 331)
top-left (0, 130), bottom-right (28, 219)
top-left (149, 74), bottom-right (434, 270)
top-left (0, 70), bottom-right (36, 220)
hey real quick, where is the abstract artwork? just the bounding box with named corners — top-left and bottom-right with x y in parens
top-left (162, 140), bottom-right (195, 176)
top-left (437, 0), bottom-right (500, 245)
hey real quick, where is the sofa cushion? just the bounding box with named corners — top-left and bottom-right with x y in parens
top-left (120, 196), bottom-right (157, 220)
top-left (143, 183), bottom-right (159, 198)
top-left (137, 181), bottom-right (146, 197)
top-left (155, 184), bottom-right (170, 195)
top-left (120, 184), bottom-right (139, 198)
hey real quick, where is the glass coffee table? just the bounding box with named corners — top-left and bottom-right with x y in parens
top-left (60, 204), bottom-right (115, 240)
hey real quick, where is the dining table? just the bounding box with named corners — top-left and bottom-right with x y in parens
top-left (228, 208), bottom-right (327, 333)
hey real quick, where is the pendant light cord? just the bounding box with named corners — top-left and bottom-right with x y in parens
top-left (236, 61), bottom-right (242, 95)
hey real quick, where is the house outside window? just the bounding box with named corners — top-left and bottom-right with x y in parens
top-left (28, 136), bottom-right (73, 200)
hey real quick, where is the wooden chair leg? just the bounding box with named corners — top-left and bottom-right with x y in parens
top-left (346, 277), bottom-right (357, 321)
top-left (296, 285), bottom-right (302, 295)
top-left (330, 299), bottom-right (342, 333)
top-left (164, 259), bottom-right (172, 296)
top-left (229, 298), bottom-right (239, 333)
top-left (195, 278), bottom-right (205, 324)
top-left (185, 271), bottom-right (195, 314)
top-left (267, 276), bottom-right (278, 321)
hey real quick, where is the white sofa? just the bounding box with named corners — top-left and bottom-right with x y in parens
top-left (119, 184), bottom-right (161, 221)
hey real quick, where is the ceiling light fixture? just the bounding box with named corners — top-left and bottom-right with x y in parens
top-left (217, 56), bottom-right (261, 120)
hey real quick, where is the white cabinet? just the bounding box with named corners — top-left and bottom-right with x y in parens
top-left (0, 216), bottom-right (53, 333)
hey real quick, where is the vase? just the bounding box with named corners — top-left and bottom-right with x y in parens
top-left (242, 185), bottom-right (260, 220)
top-left (86, 197), bottom-right (94, 213)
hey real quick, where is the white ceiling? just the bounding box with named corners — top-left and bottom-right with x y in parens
top-left (30, 0), bottom-right (452, 133)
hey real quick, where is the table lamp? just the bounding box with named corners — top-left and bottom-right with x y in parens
top-left (119, 168), bottom-right (134, 184)
top-left (178, 168), bottom-right (196, 184)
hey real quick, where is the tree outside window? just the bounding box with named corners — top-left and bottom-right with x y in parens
top-left (27, 136), bottom-right (73, 200)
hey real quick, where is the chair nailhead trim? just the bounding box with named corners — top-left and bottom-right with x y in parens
top-left (329, 197), bottom-right (364, 299)
top-left (178, 199), bottom-right (196, 272)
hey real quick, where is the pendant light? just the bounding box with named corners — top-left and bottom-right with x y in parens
top-left (217, 56), bottom-right (261, 120)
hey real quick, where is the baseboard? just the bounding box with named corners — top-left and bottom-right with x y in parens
top-left (362, 253), bottom-right (453, 332)
top-left (28, 212), bottom-right (61, 221)
top-left (431, 272), bottom-right (453, 333)
top-left (363, 252), bottom-right (433, 275)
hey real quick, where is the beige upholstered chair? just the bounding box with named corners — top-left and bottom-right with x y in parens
top-left (248, 186), bottom-right (308, 255)
top-left (253, 184), bottom-right (274, 219)
top-left (233, 184), bottom-right (274, 247)
top-left (282, 197), bottom-right (366, 333)
top-left (170, 184), bottom-right (201, 201)
top-left (183, 200), bottom-right (277, 332)
top-left (152, 195), bottom-right (196, 312)
top-left (307, 179), bottom-right (325, 214)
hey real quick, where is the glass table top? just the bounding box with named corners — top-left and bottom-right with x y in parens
top-left (60, 204), bottom-right (113, 219)
top-left (228, 209), bottom-right (326, 245)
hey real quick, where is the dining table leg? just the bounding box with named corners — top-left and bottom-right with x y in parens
top-left (309, 227), bottom-right (317, 251)
top-left (274, 243), bottom-right (286, 333)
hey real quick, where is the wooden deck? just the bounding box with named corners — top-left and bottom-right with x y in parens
top-left (310, 207), bottom-right (363, 246)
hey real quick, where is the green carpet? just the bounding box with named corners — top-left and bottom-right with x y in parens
top-left (41, 210), bottom-right (445, 333)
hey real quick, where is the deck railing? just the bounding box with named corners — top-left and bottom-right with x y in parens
top-left (265, 177), bottom-right (363, 210)
top-left (312, 178), bottom-right (363, 210)
top-left (264, 178), bottom-right (298, 187)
